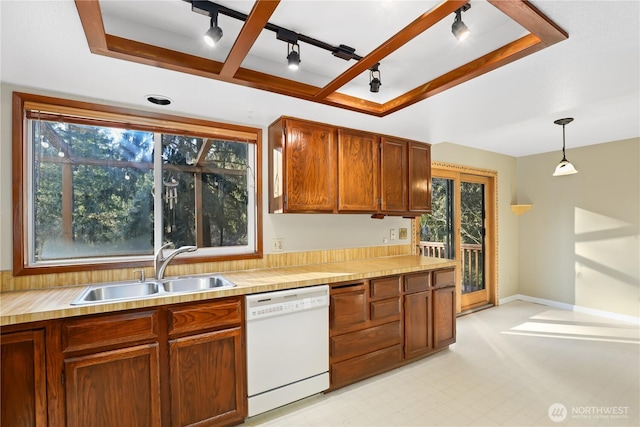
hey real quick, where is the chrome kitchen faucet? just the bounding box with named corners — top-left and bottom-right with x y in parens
top-left (155, 243), bottom-right (197, 279)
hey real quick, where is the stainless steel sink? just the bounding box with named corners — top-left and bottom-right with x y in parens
top-left (72, 281), bottom-right (161, 305)
top-left (71, 275), bottom-right (236, 305)
top-left (162, 276), bottom-right (236, 293)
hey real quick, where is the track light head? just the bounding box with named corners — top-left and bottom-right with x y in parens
top-left (203, 14), bottom-right (223, 47)
top-left (287, 43), bottom-right (300, 70)
top-left (369, 63), bottom-right (381, 93)
top-left (452, 4), bottom-right (471, 41)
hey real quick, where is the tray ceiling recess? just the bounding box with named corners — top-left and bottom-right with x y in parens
top-left (76, 0), bottom-right (567, 117)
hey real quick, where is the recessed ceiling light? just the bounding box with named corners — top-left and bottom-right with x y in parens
top-left (146, 95), bottom-right (172, 106)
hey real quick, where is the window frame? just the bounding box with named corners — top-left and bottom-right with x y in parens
top-left (12, 92), bottom-right (263, 276)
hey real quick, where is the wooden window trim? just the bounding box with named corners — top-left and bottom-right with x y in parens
top-left (12, 92), bottom-right (263, 276)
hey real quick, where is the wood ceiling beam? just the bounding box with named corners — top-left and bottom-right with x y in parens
top-left (219, 0), bottom-right (280, 78)
top-left (488, 0), bottom-right (568, 46)
top-left (380, 34), bottom-right (543, 116)
top-left (74, 0), bottom-right (108, 53)
top-left (103, 35), bottom-right (383, 115)
top-left (74, 0), bottom-right (568, 117)
top-left (313, 0), bottom-right (468, 100)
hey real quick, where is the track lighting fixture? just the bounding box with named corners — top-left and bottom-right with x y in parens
top-left (191, 1), bottom-right (364, 69)
top-left (203, 11), bottom-right (223, 47)
top-left (369, 63), bottom-right (381, 93)
top-left (552, 118), bottom-right (578, 176)
top-left (452, 3), bottom-right (471, 42)
top-left (287, 42), bottom-right (300, 70)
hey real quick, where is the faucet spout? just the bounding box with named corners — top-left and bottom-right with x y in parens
top-left (155, 244), bottom-right (197, 279)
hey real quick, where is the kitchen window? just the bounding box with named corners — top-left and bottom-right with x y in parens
top-left (12, 92), bottom-right (262, 275)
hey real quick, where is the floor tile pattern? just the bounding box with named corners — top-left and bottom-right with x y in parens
top-left (245, 301), bottom-right (640, 426)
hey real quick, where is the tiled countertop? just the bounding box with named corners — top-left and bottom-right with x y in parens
top-left (0, 255), bottom-right (457, 326)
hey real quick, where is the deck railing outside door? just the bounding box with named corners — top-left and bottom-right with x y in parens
top-left (418, 241), bottom-right (483, 292)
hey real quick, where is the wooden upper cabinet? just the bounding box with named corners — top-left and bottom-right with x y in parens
top-left (269, 117), bottom-right (337, 213)
top-left (337, 129), bottom-right (379, 212)
top-left (269, 116), bottom-right (431, 216)
top-left (380, 137), bottom-right (408, 213)
top-left (409, 141), bottom-right (432, 213)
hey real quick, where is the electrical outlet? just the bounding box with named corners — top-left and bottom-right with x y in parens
top-left (390, 229), bottom-right (396, 240)
top-left (399, 228), bottom-right (408, 240)
top-left (272, 238), bottom-right (284, 252)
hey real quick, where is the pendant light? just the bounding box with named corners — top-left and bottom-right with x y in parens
top-left (552, 117), bottom-right (578, 176)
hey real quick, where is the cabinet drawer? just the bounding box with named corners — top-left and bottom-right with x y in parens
top-left (370, 298), bottom-right (400, 323)
top-left (330, 321), bottom-right (401, 362)
top-left (63, 310), bottom-right (158, 353)
top-left (168, 298), bottom-right (242, 337)
top-left (370, 276), bottom-right (400, 300)
top-left (404, 272), bottom-right (431, 294)
top-left (434, 268), bottom-right (455, 288)
top-left (331, 344), bottom-right (402, 389)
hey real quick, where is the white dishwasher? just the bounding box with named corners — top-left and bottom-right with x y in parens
top-left (245, 285), bottom-right (329, 417)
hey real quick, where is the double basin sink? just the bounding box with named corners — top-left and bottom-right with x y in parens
top-left (72, 275), bottom-right (236, 305)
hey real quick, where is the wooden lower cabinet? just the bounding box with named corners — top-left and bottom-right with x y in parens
top-left (58, 298), bottom-right (245, 427)
top-left (64, 343), bottom-right (161, 427)
top-left (0, 329), bottom-right (47, 427)
top-left (169, 327), bottom-right (245, 427)
top-left (329, 277), bottom-right (402, 389)
top-left (329, 269), bottom-right (456, 389)
top-left (331, 345), bottom-right (403, 390)
top-left (433, 285), bottom-right (456, 349)
top-left (403, 291), bottom-right (433, 359)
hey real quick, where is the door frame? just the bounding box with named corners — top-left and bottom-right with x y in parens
top-left (412, 162), bottom-right (497, 313)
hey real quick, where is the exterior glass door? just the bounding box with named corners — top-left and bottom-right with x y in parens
top-left (419, 169), bottom-right (494, 312)
top-left (459, 175), bottom-right (488, 310)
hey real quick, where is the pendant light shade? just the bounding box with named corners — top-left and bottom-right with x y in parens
top-left (552, 117), bottom-right (578, 176)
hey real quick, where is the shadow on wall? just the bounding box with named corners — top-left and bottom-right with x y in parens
top-left (574, 207), bottom-right (640, 316)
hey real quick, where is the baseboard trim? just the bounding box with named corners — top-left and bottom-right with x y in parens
top-left (499, 294), bottom-right (640, 325)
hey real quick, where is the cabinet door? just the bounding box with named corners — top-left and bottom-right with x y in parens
top-left (404, 291), bottom-right (432, 359)
top-left (65, 343), bottom-right (161, 427)
top-left (337, 129), bottom-right (379, 212)
top-left (1, 329), bottom-right (47, 427)
top-left (380, 137), bottom-right (408, 213)
top-left (409, 141), bottom-right (432, 212)
top-left (433, 286), bottom-right (456, 349)
top-left (285, 119), bottom-right (336, 212)
top-left (330, 283), bottom-right (367, 334)
top-left (170, 327), bottom-right (245, 427)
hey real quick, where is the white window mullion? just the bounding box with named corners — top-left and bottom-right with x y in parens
top-left (153, 132), bottom-right (164, 254)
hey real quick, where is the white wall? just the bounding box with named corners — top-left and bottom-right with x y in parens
top-left (517, 138), bottom-right (640, 317)
top-left (431, 142), bottom-right (519, 299)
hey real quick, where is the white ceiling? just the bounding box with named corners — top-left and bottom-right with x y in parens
top-left (1, 0), bottom-right (639, 157)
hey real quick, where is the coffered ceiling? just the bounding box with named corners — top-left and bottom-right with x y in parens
top-left (77, 0), bottom-right (566, 116)
top-left (1, 1), bottom-right (639, 157)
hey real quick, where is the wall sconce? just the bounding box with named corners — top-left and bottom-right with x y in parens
top-left (552, 118), bottom-right (578, 176)
top-left (452, 3), bottom-right (471, 41)
top-left (369, 63), bottom-right (381, 93)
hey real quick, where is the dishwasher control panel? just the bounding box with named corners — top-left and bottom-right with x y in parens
top-left (246, 285), bottom-right (329, 321)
